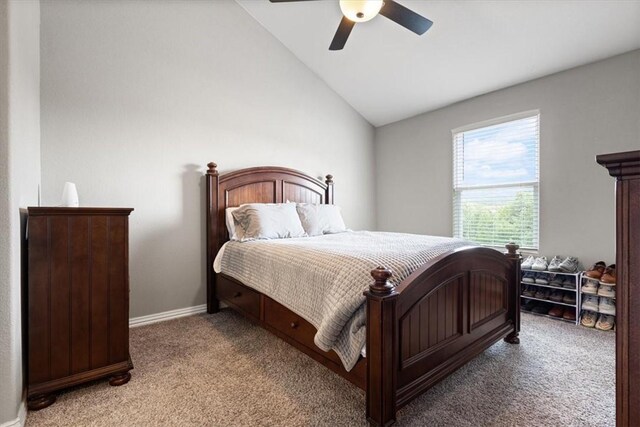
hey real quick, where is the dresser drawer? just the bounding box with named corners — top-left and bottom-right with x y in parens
top-left (263, 297), bottom-right (342, 364)
top-left (216, 275), bottom-right (261, 320)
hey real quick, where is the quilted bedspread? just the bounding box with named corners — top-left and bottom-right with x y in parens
top-left (220, 231), bottom-right (470, 371)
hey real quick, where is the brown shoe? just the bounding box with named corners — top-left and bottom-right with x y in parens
top-left (584, 261), bottom-right (606, 279)
top-left (549, 305), bottom-right (564, 317)
top-left (600, 264), bottom-right (616, 285)
top-left (563, 308), bottom-right (576, 321)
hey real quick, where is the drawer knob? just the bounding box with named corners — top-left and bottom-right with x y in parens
top-left (290, 321), bottom-right (299, 329)
top-left (233, 292), bottom-right (241, 298)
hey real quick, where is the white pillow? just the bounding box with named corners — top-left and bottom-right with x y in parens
top-left (296, 204), bottom-right (347, 236)
top-left (225, 207), bottom-right (240, 241)
top-left (232, 203), bottom-right (307, 241)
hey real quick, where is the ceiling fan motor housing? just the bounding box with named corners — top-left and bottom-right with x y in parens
top-left (339, 0), bottom-right (384, 23)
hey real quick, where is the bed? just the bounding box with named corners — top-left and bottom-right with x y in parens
top-left (205, 162), bottom-right (521, 426)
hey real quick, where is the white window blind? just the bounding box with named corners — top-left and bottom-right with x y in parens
top-left (453, 112), bottom-right (540, 250)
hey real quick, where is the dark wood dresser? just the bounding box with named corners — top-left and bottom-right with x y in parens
top-left (27, 207), bottom-right (134, 410)
top-left (597, 150), bottom-right (640, 426)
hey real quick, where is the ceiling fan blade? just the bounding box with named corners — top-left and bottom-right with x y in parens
top-left (329, 16), bottom-right (355, 51)
top-left (379, 0), bottom-right (433, 35)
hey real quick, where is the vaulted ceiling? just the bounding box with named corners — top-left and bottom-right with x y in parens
top-left (237, 0), bottom-right (640, 126)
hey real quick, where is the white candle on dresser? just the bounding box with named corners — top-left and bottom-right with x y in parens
top-left (60, 182), bottom-right (79, 207)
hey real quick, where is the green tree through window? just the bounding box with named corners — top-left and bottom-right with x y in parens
top-left (462, 191), bottom-right (535, 248)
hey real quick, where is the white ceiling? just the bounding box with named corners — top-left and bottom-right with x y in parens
top-left (236, 0), bottom-right (640, 127)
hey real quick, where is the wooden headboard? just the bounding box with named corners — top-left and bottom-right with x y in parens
top-left (205, 162), bottom-right (334, 313)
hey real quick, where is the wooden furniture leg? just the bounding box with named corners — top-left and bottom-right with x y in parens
top-left (365, 267), bottom-right (398, 427)
top-left (206, 162), bottom-right (221, 314)
top-left (504, 242), bottom-right (521, 344)
top-left (27, 394), bottom-right (56, 411)
top-left (109, 372), bottom-right (132, 386)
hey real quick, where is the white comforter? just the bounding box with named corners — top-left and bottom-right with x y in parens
top-left (215, 231), bottom-right (470, 371)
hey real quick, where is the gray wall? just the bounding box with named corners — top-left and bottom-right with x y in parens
top-left (376, 50), bottom-right (640, 268)
top-left (0, 0), bottom-right (41, 425)
top-left (40, 0), bottom-right (376, 318)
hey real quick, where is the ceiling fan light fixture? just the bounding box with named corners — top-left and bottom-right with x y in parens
top-left (339, 0), bottom-right (384, 23)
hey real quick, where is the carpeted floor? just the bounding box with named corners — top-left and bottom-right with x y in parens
top-left (26, 311), bottom-right (614, 427)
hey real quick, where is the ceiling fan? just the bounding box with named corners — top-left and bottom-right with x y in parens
top-left (268, 0), bottom-right (433, 50)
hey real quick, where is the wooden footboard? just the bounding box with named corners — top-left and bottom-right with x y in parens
top-left (365, 244), bottom-right (521, 426)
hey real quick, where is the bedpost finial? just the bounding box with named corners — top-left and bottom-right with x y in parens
top-left (370, 267), bottom-right (394, 296)
top-left (505, 242), bottom-right (520, 257)
top-left (207, 162), bottom-right (218, 175)
top-left (325, 174), bottom-right (333, 185)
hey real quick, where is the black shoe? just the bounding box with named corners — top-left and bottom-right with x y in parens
top-left (531, 303), bottom-right (550, 315)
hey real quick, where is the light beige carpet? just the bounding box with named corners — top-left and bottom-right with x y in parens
top-left (27, 311), bottom-right (614, 426)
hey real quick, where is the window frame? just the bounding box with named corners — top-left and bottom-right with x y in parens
top-left (451, 110), bottom-right (541, 251)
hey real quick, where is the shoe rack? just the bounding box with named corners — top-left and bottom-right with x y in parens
top-left (580, 275), bottom-right (616, 332)
top-left (520, 268), bottom-right (582, 324)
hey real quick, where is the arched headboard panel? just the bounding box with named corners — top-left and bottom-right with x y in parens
top-left (205, 162), bottom-right (334, 313)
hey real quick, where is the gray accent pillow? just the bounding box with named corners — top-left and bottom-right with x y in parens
top-left (225, 207), bottom-right (241, 241)
top-left (296, 204), bottom-right (347, 236)
top-left (232, 203), bottom-right (307, 241)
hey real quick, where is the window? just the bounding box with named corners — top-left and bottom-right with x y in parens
top-left (453, 111), bottom-right (540, 250)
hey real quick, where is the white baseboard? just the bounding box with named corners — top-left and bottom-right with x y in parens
top-left (0, 401), bottom-right (26, 427)
top-left (129, 304), bottom-right (207, 328)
